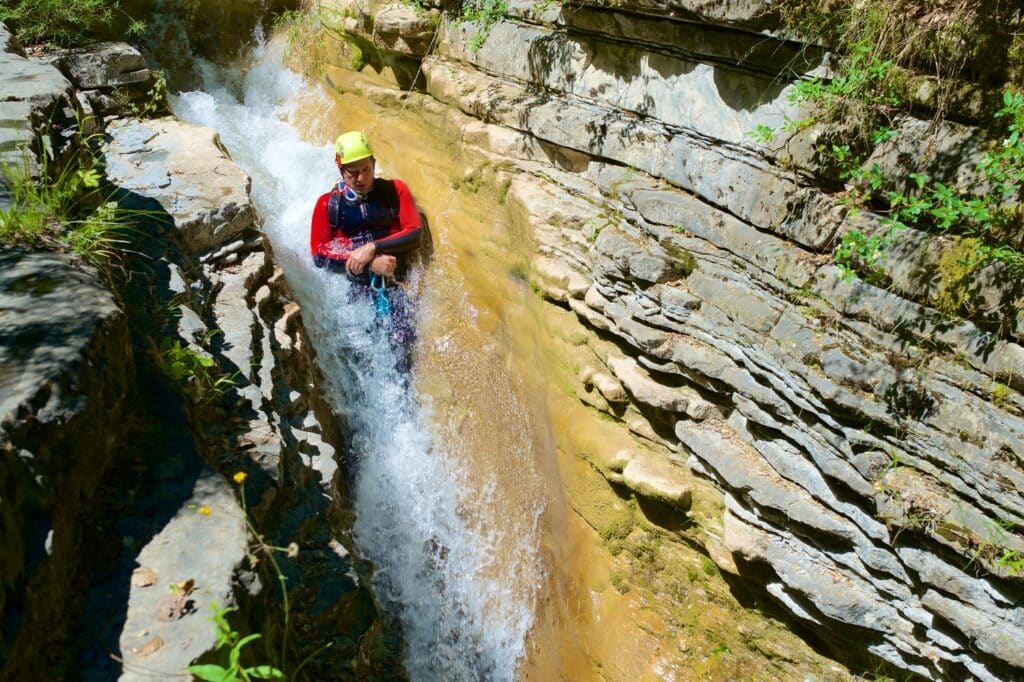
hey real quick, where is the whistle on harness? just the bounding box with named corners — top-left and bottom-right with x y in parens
top-left (370, 274), bottom-right (392, 316)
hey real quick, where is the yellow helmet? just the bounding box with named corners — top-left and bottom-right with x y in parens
top-left (334, 130), bottom-right (374, 166)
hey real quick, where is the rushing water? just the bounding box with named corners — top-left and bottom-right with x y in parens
top-left (172, 40), bottom-right (542, 680)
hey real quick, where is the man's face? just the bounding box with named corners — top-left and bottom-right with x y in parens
top-left (341, 157), bottom-right (375, 193)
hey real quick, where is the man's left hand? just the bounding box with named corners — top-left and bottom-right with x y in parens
top-left (370, 255), bottom-right (397, 277)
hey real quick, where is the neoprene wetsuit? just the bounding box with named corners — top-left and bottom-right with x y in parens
top-left (309, 178), bottom-right (422, 275)
top-left (309, 177), bottom-right (423, 362)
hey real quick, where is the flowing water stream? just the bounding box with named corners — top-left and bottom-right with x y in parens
top-left (171, 39), bottom-right (550, 680)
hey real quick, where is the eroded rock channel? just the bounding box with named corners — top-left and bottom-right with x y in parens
top-left (2, 1), bottom-right (1024, 680)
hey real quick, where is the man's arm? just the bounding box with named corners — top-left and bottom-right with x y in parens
top-left (310, 193), bottom-right (333, 266)
top-left (374, 179), bottom-right (422, 254)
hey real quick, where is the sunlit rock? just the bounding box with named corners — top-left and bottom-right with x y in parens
top-left (104, 116), bottom-right (257, 254)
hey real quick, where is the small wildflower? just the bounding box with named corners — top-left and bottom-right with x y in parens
top-left (198, 505), bottom-right (212, 516)
top-left (233, 471), bottom-right (247, 484)
top-left (286, 542), bottom-right (299, 558)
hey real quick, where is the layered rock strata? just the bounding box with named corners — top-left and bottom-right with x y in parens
top-left (322, 2), bottom-right (1024, 679)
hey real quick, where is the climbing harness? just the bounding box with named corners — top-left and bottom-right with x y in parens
top-left (370, 273), bottom-right (392, 316)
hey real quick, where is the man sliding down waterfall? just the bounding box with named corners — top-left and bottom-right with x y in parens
top-left (309, 130), bottom-right (427, 366)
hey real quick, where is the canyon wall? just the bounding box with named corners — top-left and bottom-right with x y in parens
top-left (321, 1), bottom-right (1024, 678)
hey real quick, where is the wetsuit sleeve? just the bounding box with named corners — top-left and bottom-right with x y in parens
top-left (374, 179), bottom-right (422, 254)
top-left (310, 193), bottom-right (332, 263)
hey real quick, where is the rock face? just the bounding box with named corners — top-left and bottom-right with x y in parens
top-left (0, 24), bottom-right (71, 174)
top-left (320, 2), bottom-right (1024, 679)
top-left (105, 117), bottom-right (257, 253)
top-left (0, 251), bottom-right (131, 679)
top-left (0, 34), bottom-right (389, 680)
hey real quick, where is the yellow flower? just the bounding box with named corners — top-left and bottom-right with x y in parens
top-left (233, 472), bottom-right (247, 484)
top-left (198, 505), bottom-right (212, 516)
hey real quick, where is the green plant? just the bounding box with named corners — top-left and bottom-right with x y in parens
top-left (158, 333), bottom-right (240, 403)
top-left (0, 140), bottom-right (134, 267)
top-left (827, 91), bottom-right (1024, 288)
top-left (129, 72), bottom-right (167, 119)
top-left (348, 43), bottom-right (365, 71)
top-left (787, 36), bottom-right (903, 143)
top-left (188, 603), bottom-right (284, 682)
top-left (780, 0), bottom-right (1008, 131)
top-left (991, 381), bottom-right (1011, 408)
top-left (497, 177), bottom-right (512, 205)
top-left (159, 339), bottom-right (215, 382)
top-left (458, 0), bottom-right (508, 52)
top-left (747, 124), bottom-right (776, 145)
top-left (0, 0), bottom-right (144, 46)
top-left (610, 571), bottom-right (631, 594)
top-left (189, 473), bottom-right (331, 680)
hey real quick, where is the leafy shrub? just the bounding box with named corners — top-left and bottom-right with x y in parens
top-left (459, 0), bottom-right (508, 51)
top-left (830, 91), bottom-right (1024, 284)
top-left (0, 0), bottom-right (144, 46)
top-left (0, 141), bottom-right (134, 267)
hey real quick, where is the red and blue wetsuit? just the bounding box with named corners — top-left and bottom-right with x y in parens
top-left (310, 177), bottom-right (423, 359)
top-left (309, 177), bottom-right (422, 275)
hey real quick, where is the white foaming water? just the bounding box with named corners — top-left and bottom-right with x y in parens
top-left (171, 41), bottom-right (539, 680)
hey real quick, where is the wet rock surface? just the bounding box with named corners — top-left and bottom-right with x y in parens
top-left (329, 2), bottom-right (1024, 679)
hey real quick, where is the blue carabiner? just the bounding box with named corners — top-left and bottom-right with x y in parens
top-left (370, 274), bottom-right (392, 317)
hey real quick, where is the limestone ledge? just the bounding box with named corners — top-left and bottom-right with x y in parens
top-left (431, 16), bottom-right (1024, 346)
top-left (511, 156), bottom-right (1024, 680)
top-left (427, 95), bottom-right (1024, 679)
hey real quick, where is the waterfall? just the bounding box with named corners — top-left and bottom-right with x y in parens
top-left (172, 39), bottom-right (542, 681)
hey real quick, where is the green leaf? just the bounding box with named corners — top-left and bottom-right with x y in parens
top-left (188, 664), bottom-right (232, 682)
top-left (245, 665), bottom-right (285, 679)
top-left (229, 633), bottom-right (261, 667)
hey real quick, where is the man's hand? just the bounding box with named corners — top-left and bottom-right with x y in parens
top-left (346, 242), bottom-right (377, 275)
top-left (369, 254), bottom-right (397, 277)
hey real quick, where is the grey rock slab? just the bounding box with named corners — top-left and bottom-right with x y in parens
top-left (372, 4), bottom-right (441, 54)
top-left (209, 251), bottom-right (268, 380)
top-left (104, 117), bottom-right (256, 254)
top-left (629, 188), bottom-right (816, 286)
top-left (813, 265), bottom-right (1024, 386)
top-left (728, 390), bottom-right (875, 499)
top-left (0, 50), bottom-right (70, 111)
top-left (0, 22), bottom-right (17, 54)
top-left (846, 212), bottom-right (1022, 341)
top-left (443, 20), bottom-right (802, 147)
top-left (897, 546), bottom-right (1017, 610)
top-left (0, 100), bottom-right (36, 171)
top-left (0, 250), bottom-right (121, 421)
top-left (620, 455), bottom-right (692, 509)
top-left (723, 500), bottom-right (909, 637)
top-left (48, 42), bottom-right (150, 89)
top-left (424, 58), bottom-right (804, 238)
top-left (686, 269), bottom-right (783, 334)
top-left (607, 354), bottom-right (716, 418)
top-left (503, 0), bottom-right (816, 76)
top-left (867, 115), bottom-right (988, 194)
top-left (920, 589), bottom-right (1024, 669)
top-left (118, 468), bottom-right (247, 681)
top-left (727, 407), bottom-right (891, 547)
top-left (678, 420), bottom-right (860, 543)
top-left (817, 347), bottom-right (897, 397)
